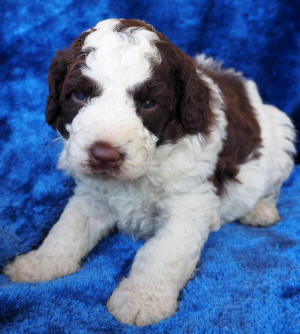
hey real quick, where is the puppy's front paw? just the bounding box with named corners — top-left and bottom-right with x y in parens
top-left (3, 250), bottom-right (80, 282)
top-left (107, 277), bottom-right (177, 326)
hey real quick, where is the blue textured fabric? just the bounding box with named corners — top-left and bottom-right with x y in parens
top-left (0, 1), bottom-right (299, 333)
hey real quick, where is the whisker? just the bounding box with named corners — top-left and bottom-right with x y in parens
top-left (52, 136), bottom-right (62, 143)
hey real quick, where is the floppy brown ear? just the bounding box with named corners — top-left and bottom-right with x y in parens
top-left (45, 50), bottom-right (68, 133)
top-left (180, 70), bottom-right (213, 136)
top-left (45, 31), bottom-right (91, 136)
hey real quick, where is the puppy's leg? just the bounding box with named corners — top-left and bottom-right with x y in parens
top-left (4, 193), bottom-right (115, 282)
top-left (107, 183), bottom-right (220, 326)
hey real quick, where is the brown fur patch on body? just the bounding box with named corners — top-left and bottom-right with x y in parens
top-left (199, 64), bottom-right (262, 195)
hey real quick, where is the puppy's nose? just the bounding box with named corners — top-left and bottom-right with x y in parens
top-left (89, 142), bottom-right (121, 168)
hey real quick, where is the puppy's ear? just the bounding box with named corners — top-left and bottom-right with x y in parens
top-left (45, 50), bottom-right (68, 135)
top-left (45, 31), bottom-right (91, 136)
top-left (180, 69), bottom-right (213, 136)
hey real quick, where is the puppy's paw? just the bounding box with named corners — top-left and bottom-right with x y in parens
top-left (3, 250), bottom-right (80, 282)
top-left (107, 277), bottom-right (177, 326)
top-left (240, 199), bottom-right (280, 227)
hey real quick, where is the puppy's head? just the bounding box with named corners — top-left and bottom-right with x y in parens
top-left (46, 19), bottom-right (214, 180)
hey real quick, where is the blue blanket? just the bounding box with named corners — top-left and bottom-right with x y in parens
top-left (0, 1), bottom-right (299, 333)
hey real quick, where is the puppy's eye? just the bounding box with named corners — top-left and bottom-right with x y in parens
top-left (141, 100), bottom-right (156, 110)
top-left (73, 91), bottom-right (86, 102)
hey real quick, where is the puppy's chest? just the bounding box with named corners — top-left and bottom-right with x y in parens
top-left (101, 179), bottom-right (167, 238)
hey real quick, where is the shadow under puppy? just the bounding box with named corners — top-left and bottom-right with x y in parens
top-left (4, 19), bottom-right (296, 326)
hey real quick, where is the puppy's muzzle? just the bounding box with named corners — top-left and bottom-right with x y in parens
top-left (88, 141), bottom-right (124, 171)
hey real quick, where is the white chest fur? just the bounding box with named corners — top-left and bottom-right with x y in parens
top-left (74, 174), bottom-right (167, 238)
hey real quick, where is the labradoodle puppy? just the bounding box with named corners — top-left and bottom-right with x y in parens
top-left (4, 19), bottom-right (295, 326)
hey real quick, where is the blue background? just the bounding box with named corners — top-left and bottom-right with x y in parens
top-left (0, 1), bottom-right (299, 333)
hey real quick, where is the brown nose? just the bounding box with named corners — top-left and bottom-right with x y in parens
top-left (89, 142), bottom-right (122, 169)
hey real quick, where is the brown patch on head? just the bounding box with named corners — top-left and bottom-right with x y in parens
top-left (120, 19), bottom-right (215, 145)
top-left (45, 29), bottom-right (100, 138)
top-left (198, 64), bottom-right (262, 195)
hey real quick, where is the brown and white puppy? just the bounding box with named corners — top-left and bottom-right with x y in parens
top-left (4, 19), bottom-right (295, 326)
